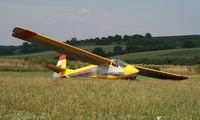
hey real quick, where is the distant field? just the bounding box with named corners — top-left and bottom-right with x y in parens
top-left (111, 47), bottom-right (200, 60)
top-left (0, 72), bottom-right (199, 120)
top-left (2, 47), bottom-right (200, 60)
top-left (1, 44), bottom-right (119, 59)
top-left (1, 51), bottom-right (60, 59)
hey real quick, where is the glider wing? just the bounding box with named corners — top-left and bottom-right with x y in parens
top-left (134, 65), bottom-right (189, 80)
top-left (12, 27), bottom-right (112, 65)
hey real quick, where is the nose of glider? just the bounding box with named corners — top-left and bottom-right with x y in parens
top-left (125, 65), bottom-right (139, 76)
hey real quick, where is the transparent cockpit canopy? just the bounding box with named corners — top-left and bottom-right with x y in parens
top-left (112, 59), bottom-right (128, 68)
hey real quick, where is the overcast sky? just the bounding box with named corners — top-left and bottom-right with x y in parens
top-left (1, 0), bottom-right (200, 45)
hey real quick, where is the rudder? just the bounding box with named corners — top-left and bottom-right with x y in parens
top-left (53, 55), bottom-right (67, 77)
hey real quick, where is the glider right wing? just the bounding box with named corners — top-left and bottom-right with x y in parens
top-left (134, 65), bottom-right (189, 80)
top-left (12, 26), bottom-right (112, 65)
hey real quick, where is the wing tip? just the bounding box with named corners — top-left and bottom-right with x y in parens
top-left (179, 76), bottom-right (189, 80)
top-left (12, 26), bottom-right (37, 40)
top-left (13, 26), bottom-right (24, 32)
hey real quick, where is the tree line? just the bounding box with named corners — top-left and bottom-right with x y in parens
top-left (1, 33), bottom-right (199, 57)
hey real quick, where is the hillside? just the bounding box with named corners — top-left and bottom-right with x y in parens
top-left (1, 34), bottom-right (200, 56)
top-left (2, 47), bottom-right (200, 65)
top-left (1, 34), bottom-right (200, 65)
top-left (1, 44), bottom-right (120, 59)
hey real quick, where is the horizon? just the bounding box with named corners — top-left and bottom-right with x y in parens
top-left (2, 34), bottom-right (200, 47)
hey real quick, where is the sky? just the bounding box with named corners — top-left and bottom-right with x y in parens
top-left (0, 0), bottom-right (200, 45)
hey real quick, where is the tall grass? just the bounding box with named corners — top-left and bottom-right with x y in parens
top-left (161, 65), bottom-right (200, 74)
top-left (135, 64), bottom-right (200, 74)
top-left (0, 73), bottom-right (200, 119)
top-left (0, 58), bottom-right (90, 72)
top-left (1, 58), bottom-right (199, 75)
top-left (0, 58), bottom-right (49, 72)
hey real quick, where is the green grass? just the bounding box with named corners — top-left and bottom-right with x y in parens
top-left (159, 49), bottom-right (200, 57)
top-left (0, 72), bottom-right (200, 120)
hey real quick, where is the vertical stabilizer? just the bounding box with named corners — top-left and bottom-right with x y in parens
top-left (53, 55), bottom-right (67, 77)
top-left (57, 55), bottom-right (67, 69)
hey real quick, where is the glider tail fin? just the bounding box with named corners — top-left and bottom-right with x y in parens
top-left (53, 55), bottom-right (67, 77)
top-left (56, 55), bottom-right (67, 69)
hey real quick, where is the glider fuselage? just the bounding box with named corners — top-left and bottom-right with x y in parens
top-left (62, 64), bottom-right (139, 79)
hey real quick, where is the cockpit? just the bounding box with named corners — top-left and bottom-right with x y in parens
top-left (111, 59), bottom-right (128, 68)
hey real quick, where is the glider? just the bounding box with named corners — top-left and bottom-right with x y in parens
top-left (12, 26), bottom-right (189, 80)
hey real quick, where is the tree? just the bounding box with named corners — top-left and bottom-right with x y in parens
top-left (94, 37), bottom-right (100, 41)
top-left (145, 33), bottom-right (152, 39)
top-left (132, 34), bottom-right (144, 39)
top-left (92, 47), bottom-right (106, 57)
top-left (113, 46), bottom-right (122, 53)
top-left (95, 37), bottom-right (111, 45)
top-left (66, 40), bottom-right (70, 44)
top-left (70, 37), bottom-right (78, 45)
top-left (21, 42), bottom-right (30, 48)
top-left (114, 34), bottom-right (122, 41)
top-left (123, 35), bottom-right (131, 41)
top-left (182, 41), bottom-right (194, 48)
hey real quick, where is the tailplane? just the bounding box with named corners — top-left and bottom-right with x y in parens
top-left (45, 55), bottom-right (67, 78)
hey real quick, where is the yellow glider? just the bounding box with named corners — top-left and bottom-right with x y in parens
top-left (12, 26), bottom-right (189, 80)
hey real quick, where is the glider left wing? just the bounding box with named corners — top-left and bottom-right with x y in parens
top-left (12, 27), bottom-right (112, 65)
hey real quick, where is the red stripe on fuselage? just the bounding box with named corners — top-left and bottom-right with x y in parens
top-left (13, 29), bottom-right (37, 40)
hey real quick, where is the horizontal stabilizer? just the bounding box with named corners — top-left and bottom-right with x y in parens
top-left (134, 65), bottom-right (189, 80)
top-left (45, 64), bottom-right (65, 73)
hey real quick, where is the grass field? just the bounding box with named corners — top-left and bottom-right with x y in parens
top-left (0, 72), bottom-right (200, 120)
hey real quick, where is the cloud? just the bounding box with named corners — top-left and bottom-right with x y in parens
top-left (77, 8), bottom-right (90, 15)
top-left (76, 8), bottom-right (91, 23)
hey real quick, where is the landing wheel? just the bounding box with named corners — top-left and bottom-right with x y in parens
top-left (126, 75), bottom-right (137, 80)
top-left (130, 75), bottom-right (137, 80)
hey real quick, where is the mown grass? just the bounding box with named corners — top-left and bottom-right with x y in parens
top-left (112, 48), bottom-right (200, 60)
top-left (159, 49), bottom-right (200, 57)
top-left (0, 72), bottom-right (200, 120)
